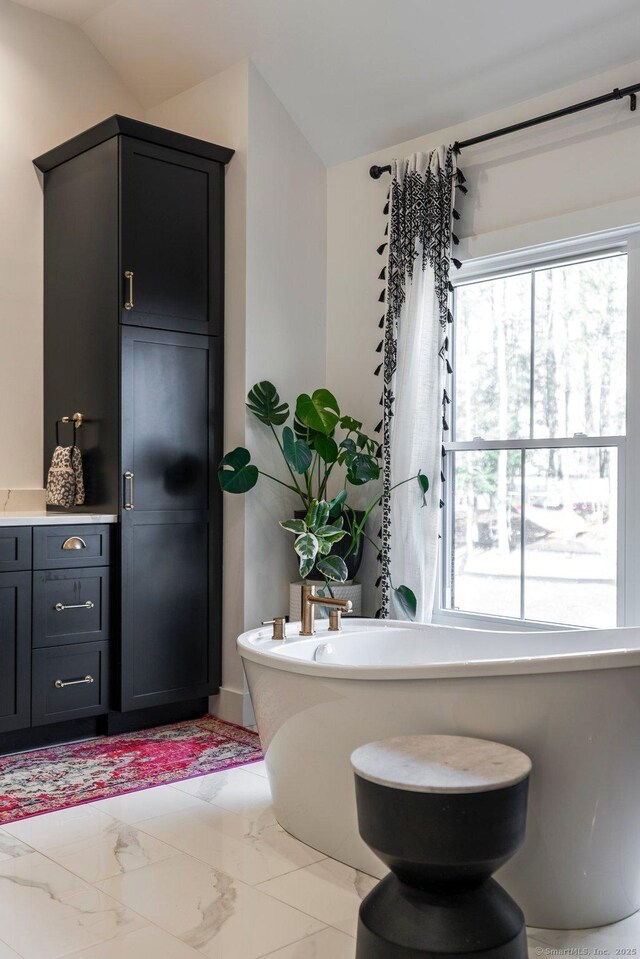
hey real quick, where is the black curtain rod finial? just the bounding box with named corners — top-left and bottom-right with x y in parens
top-left (370, 164), bottom-right (392, 179)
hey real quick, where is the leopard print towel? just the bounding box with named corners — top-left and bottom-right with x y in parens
top-left (46, 445), bottom-right (85, 507)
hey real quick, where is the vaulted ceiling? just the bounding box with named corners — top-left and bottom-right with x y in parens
top-left (12, 0), bottom-right (640, 164)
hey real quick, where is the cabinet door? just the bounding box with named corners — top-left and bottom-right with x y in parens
top-left (0, 571), bottom-right (31, 732)
top-left (119, 326), bottom-right (222, 711)
top-left (120, 137), bottom-right (224, 336)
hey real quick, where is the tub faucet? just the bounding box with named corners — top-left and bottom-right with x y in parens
top-left (300, 583), bottom-right (352, 636)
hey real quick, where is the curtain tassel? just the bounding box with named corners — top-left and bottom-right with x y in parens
top-left (376, 444), bottom-right (382, 457)
top-left (443, 388), bottom-right (450, 404)
top-left (442, 416), bottom-right (449, 431)
top-left (377, 243), bottom-right (387, 255)
top-left (452, 258), bottom-right (462, 269)
top-left (375, 340), bottom-right (383, 353)
top-left (378, 289), bottom-right (385, 302)
top-left (452, 233), bottom-right (459, 245)
top-left (383, 201), bottom-right (389, 215)
top-left (442, 445), bottom-right (447, 458)
top-left (441, 471), bottom-right (446, 483)
top-left (375, 577), bottom-right (382, 589)
top-left (439, 499), bottom-right (445, 508)
top-left (378, 266), bottom-right (386, 280)
top-left (448, 281), bottom-right (454, 293)
top-left (452, 208), bottom-right (460, 220)
top-left (374, 420), bottom-right (382, 433)
top-left (374, 362), bottom-right (382, 376)
top-left (456, 183), bottom-right (468, 194)
top-left (379, 315), bottom-right (385, 328)
top-left (447, 309), bottom-right (454, 323)
top-left (445, 359), bottom-right (453, 374)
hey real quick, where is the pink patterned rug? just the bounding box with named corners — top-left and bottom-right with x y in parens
top-left (0, 715), bottom-right (262, 825)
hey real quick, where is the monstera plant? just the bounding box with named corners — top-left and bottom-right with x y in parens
top-left (218, 381), bottom-right (428, 619)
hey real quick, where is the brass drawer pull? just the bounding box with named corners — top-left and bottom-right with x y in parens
top-left (54, 601), bottom-right (94, 612)
top-left (124, 470), bottom-right (134, 510)
top-left (62, 537), bottom-right (87, 550)
top-left (54, 675), bottom-right (94, 689)
top-left (124, 270), bottom-right (134, 310)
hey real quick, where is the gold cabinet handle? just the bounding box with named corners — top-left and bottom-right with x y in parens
top-left (124, 270), bottom-right (134, 310)
top-left (124, 470), bottom-right (134, 510)
top-left (54, 675), bottom-right (94, 689)
top-left (54, 601), bottom-right (94, 612)
top-left (62, 536), bottom-right (86, 550)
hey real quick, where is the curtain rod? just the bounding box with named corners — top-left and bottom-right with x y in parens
top-left (369, 81), bottom-right (640, 179)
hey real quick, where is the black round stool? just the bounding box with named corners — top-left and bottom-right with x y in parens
top-left (351, 734), bottom-right (531, 959)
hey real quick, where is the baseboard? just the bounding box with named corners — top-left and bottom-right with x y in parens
top-left (209, 686), bottom-right (255, 728)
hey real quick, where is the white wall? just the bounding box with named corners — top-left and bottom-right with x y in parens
top-left (147, 62), bottom-right (327, 722)
top-left (244, 62), bottom-right (327, 632)
top-left (0, 0), bottom-right (142, 492)
top-left (327, 59), bottom-right (640, 612)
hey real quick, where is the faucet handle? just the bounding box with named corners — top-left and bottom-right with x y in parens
top-left (262, 616), bottom-right (288, 641)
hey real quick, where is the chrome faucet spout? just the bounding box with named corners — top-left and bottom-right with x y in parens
top-left (300, 583), bottom-right (352, 636)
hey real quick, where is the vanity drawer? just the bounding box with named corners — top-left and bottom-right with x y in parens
top-left (0, 528), bottom-right (32, 573)
top-left (32, 568), bottom-right (109, 648)
top-left (32, 642), bottom-right (109, 726)
top-left (33, 525), bottom-right (111, 570)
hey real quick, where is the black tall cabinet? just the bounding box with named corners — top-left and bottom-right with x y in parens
top-left (34, 116), bottom-right (233, 716)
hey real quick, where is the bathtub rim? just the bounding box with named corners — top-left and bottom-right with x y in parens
top-left (237, 618), bottom-right (640, 681)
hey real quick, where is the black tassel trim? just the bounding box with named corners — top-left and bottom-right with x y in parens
top-left (384, 223), bottom-right (389, 236)
top-left (452, 258), bottom-right (462, 269)
top-left (445, 359), bottom-right (453, 374)
top-left (448, 281), bottom-right (454, 293)
top-left (452, 208), bottom-right (460, 220)
top-left (443, 389), bottom-right (450, 405)
top-left (456, 183), bottom-right (468, 194)
top-left (378, 289), bottom-right (385, 302)
top-left (374, 420), bottom-right (382, 433)
top-left (383, 201), bottom-right (389, 215)
top-left (377, 551), bottom-right (382, 562)
top-left (447, 309), bottom-right (453, 324)
top-left (374, 363), bottom-right (382, 376)
top-left (442, 445), bottom-right (446, 458)
top-left (379, 395), bottom-right (383, 405)
top-left (377, 528), bottom-right (382, 538)
top-left (378, 266), bottom-right (386, 280)
top-left (375, 340), bottom-right (383, 353)
top-left (442, 416), bottom-right (449, 431)
top-left (439, 499), bottom-right (445, 508)
top-left (452, 233), bottom-right (459, 245)
top-left (441, 471), bottom-right (446, 483)
top-left (443, 335), bottom-right (449, 351)
top-left (376, 444), bottom-right (382, 457)
top-left (375, 577), bottom-right (382, 589)
top-left (379, 315), bottom-right (385, 328)
top-left (374, 608), bottom-right (382, 619)
top-left (456, 169), bottom-right (467, 184)
top-left (377, 243), bottom-right (387, 255)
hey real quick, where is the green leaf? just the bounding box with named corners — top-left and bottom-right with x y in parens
top-left (316, 555), bottom-right (348, 583)
top-left (299, 556), bottom-right (315, 578)
top-left (339, 415), bottom-right (362, 432)
top-left (328, 489), bottom-right (347, 517)
top-left (218, 447), bottom-right (259, 494)
top-left (418, 471), bottom-right (429, 506)
top-left (314, 435), bottom-right (339, 464)
top-left (347, 454), bottom-right (380, 485)
top-left (295, 389), bottom-right (340, 435)
top-left (315, 536), bottom-right (333, 556)
top-left (294, 532), bottom-right (318, 561)
top-left (246, 381), bottom-right (289, 426)
top-left (316, 523), bottom-right (346, 545)
top-left (282, 426), bottom-right (312, 474)
top-left (395, 585), bottom-right (417, 620)
top-left (339, 438), bottom-right (357, 452)
top-left (315, 500), bottom-right (330, 529)
top-left (279, 518), bottom-right (307, 534)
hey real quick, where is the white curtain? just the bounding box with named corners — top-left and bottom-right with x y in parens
top-left (378, 147), bottom-right (460, 621)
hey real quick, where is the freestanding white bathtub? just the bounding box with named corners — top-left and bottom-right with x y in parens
top-left (238, 618), bottom-right (640, 930)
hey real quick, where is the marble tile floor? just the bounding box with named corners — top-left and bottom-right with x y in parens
top-left (0, 760), bottom-right (638, 958)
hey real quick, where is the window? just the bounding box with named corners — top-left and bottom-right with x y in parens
top-left (441, 247), bottom-right (628, 628)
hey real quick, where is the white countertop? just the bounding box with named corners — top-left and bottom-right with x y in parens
top-left (0, 511), bottom-right (118, 527)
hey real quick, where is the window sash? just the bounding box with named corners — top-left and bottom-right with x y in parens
top-left (438, 234), bottom-right (636, 630)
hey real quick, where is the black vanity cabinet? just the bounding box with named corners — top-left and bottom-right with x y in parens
top-left (35, 116), bottom-right (233, 718)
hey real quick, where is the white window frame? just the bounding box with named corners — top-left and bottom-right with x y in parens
top-left (434, 226), bottom-right (640, 631)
